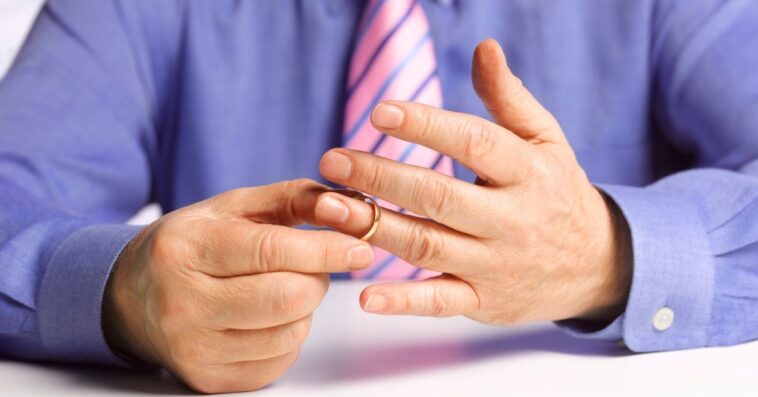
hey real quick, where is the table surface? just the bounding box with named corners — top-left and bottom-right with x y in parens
top-left (2, 282), bottom-right (757, 397)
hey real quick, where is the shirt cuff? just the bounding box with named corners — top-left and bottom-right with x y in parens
top-left (556, 184), bottom-right (715, 352)
top-left (37, 224), bottom-right (142, 366)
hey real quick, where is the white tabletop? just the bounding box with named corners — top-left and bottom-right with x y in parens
top-left (2, 282), bottom-right (756, 396)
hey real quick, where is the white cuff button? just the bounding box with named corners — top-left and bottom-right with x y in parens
top-left (653, 307), bottom-right (675, 331)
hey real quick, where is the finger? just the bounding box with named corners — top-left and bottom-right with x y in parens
top-left (472, 39), bottom-right (566, 144)
top-left (205, 178), bottom-right (328, 226)
top-left (314, 191), bottom-right (490, 274)
top-left (369, 100), bottom-right (536, 185)
top-left (180, 350), bottom-right (300, 394)
top-left (206, 272), bottom-right (328, 330)
top-left (320, 149), bottom-right (502, 236)
top-left (188, 218), bottom-right (373, 277)
top-left (206, 315), bottom-right (312, 363)
top-left (359, 274), bottom-right (480, 317)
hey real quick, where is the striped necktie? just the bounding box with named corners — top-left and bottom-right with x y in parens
top-left (344, 0), bottom-right (454, 280)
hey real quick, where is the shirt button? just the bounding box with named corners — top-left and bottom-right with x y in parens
top-left (652, 307), bottom-right (675, 331)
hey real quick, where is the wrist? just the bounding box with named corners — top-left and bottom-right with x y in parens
top-left (576, 188), bottom-right (633, 321)
top-left (102, 232), bottom-right (160, 366)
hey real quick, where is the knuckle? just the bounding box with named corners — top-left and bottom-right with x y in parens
top-left (156, 300), bottom-right (180, 332)
top-left (275, 319), bottom-right (309, 353)
top-left (310, 238), bottom-right (330, 271)
top-left (150, 224), bottom-right (181, 264)
top-left (404, 222), bottom-right (445, 266)
top-left (361, 157), bottom-right (386, 192)
top-left (430, 288), bottom-right (451, 317)
top-left (288, 317), bottom-right (311, 346)
top-left (461, 121), bottom-right (496, 163)
top-left (416, 110), bottom-right (438, 141)
top-left (277, 280), bottom-right (306, 316)
top-left (520, 226), bottom-right (542, 249)
top-left (398, 294), bottom-right (412, 313)
top-left (280, 178), bottom-right (318, 216)
top-left (255, 229), bottom-right (282, 273)
top-left (167, 334), bottom-right (203, 365)
top-left (529, 155), bottom-right (554, 180)
top-left (270, 331), bottom-right (296, 357)
top-left (286, 177), bottom-right (315, 190)
top-left (286, 347), bottom-right (302, 367)
top-left (155, 288), bottom-right (191, 333)
top-left (418, 177), bottom-right (456, 220)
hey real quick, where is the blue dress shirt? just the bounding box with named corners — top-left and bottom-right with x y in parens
top-left (1, 0), bottom-right (757, 366)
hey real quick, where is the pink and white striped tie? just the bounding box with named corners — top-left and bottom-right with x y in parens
top-left (344, 0), bottom-right (454, 280)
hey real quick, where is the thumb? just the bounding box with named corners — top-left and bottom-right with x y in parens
top-left (206, 178), bottom-right (327, 226)
top-left (472, 39), bottom-right (566, 145)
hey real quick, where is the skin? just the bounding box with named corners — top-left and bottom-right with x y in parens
top-left (103, 180), bottom-right (374, 393)
top-left (314, 39), bottom-right (632, 324)
top-left (103, 39), bottom-right (632, 394)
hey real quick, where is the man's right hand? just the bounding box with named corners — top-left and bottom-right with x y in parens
top-left (102, 179), bottom-right (374, 393)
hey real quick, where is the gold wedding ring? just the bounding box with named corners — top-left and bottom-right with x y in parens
top-left (331, 189), bottom-right (381, 241)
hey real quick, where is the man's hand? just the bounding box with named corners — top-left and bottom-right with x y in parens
top-left (315, 39), bottom-right (632, 325)
top-left (103, 179), bottom-right (373, 394)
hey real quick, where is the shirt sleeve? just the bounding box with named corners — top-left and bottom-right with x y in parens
top-left (558, 0), bottom-right (758, 351)
top-left (0, 0), bottom-right (171, 365)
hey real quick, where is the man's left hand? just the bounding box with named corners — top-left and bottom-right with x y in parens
top-left (315, 39), bottom-right (632, 325)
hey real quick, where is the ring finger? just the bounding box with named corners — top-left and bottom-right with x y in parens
top-left (314, 191), bottom-right (488, 276)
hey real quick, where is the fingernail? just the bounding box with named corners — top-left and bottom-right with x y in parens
top-left (347, 244), bottom-right (374, 269)
top-left (364, 294), bottom-right (387, 312)
top-left (320, 151), bottom-right (352, 181)
top-left (316, 196), bottom-right (349, 224)
top-left (372, 103), bottom-right (404, 129)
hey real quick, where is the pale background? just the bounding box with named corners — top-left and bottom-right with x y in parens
top-left (0, 0), bottom-right (43, 78)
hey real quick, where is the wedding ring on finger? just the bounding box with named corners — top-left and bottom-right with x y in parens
top-left (330, 189), bottom-right (381, 241)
